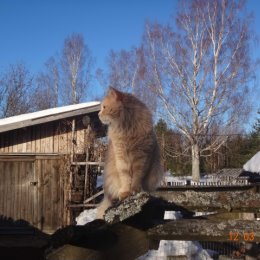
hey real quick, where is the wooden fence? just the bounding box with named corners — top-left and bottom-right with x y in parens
top-left (46, 185), bottom-right (260, 260)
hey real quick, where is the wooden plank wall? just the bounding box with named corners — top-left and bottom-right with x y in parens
top-left (0, 118), bottom-right (87, 154)
top-left (0, 158), bottom-right (35, 223)
top-left (0, 113), bottom-right (105, 232)
top-left (35, 157), bottom-right (62, 232)
top-left (0, 156), bottom-right (68, 233)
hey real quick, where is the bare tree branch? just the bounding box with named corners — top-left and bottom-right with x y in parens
top-left (144, 0), bottom-right (255, 181)
top-left (61, 33), bottom-right (94, 105)
top-left (0, 63), bottom-right (33, 118)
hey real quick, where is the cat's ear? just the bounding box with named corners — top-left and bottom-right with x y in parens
top-left (108, 87), bottom-right (124, 101)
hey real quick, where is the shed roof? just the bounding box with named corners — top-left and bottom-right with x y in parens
top-left (0, 101), bottom-right (100, 133)
top-left (211, 168), bottom-right (243, 179)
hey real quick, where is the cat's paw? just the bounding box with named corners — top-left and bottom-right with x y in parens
top-left (131, 184), bottom-right (142, 195)
top-left (131, 189), bottom-right (142, 196)
top-left (118, 190), bottom-right (131, 201)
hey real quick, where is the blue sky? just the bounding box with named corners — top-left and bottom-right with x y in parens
top-left (0, 0), bottom-right (259, 124)
top-left (0, 0), bottom-right (176, 73)
top-left (0, 0), bottom-right (259, 74)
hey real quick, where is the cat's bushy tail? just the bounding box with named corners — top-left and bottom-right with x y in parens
top-left (143, 159), bottom-right (164, 191)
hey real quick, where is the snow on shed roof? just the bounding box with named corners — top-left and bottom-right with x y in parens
top-left (0, 101), bottom-right (101, 133)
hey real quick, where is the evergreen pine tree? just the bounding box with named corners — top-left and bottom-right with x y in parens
top-left (249, 109), bottom-right (260, 154)
top-left (252, 110), bottom-right (260, 136)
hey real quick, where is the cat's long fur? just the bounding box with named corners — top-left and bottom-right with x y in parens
top-left (96, 88), bottom-right (163, 219)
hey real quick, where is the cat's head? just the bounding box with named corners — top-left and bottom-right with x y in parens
top-left (98, 87), bottom-right (124, 126)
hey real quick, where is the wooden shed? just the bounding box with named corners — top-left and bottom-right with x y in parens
top-left (0, 102), bottom-right (105, 233)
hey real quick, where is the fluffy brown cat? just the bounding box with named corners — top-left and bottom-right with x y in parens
top-left (96, 87), bottom-right (163, 219)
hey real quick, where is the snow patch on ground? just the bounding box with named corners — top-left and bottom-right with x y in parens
top-left (243, 151), bottom-right (260, 173)
top-left (164, 210), bottom-right (182, 220)
top-left (76, 208), bottom-right (97, 225)
top-left (96, 175), bottom-right (103, 188)
top-left (137, 241), bottom-right (214, 260)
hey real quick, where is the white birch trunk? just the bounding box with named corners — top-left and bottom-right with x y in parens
top-left (192, 143), bottom-right (200, 182)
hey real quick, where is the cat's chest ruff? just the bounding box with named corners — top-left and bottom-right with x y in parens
top-left (111, 138), bottom-right (140, 158)
top-left (112, 140), bottom-right (129, 151)
top-left (108, 129), bottom-right (144, 152)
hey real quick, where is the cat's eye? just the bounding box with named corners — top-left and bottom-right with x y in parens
top-left (103, 105), bottom-right (106, 109)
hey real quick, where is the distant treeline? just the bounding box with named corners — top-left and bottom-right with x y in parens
top-left (155, 114), bottom-right (260, 175)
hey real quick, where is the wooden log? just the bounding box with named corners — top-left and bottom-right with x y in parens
top-left (67, 203), bottom-right (99, 208)
top-left (83, 190), bottom-right (104, 204)
top-left (47, 193), bottom-right (165, 260)
top-left (0, 227), bottom-right (35, 235)
top-left (50, 219), bottom-right (116, 250)
top-left (104, 192), bottom-right (165, 225)
top-left (47, 224), bottom-right (149, 260)
top-left (152, 188), bottom-right (260, 213)
top-left (101, 224), bottom-right (149, 260)
top-left (47, 191), bottom-right (260, 260)
top-left (104, 192), bottom-right (152, 224)
top-left (46, 245), bottom-right (100, 260)
top-left (148, 219), bottom-right (260, 242)
top-left (206, 212), bottom-right (256, 221)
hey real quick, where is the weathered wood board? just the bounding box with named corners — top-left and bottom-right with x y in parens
top-left (148, 219), bottom-right (260, 242)
top-left (152, 187), bottom-right (260, 213)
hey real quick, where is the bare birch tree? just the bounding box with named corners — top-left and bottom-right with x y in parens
top-left (33, 56), bottom-right (59, 110)
top-left (0, 63), bottom-right (33, 118)
top-left (144, 0), bottom-right (255, 181)
top-left (102, 49), bottom-right (139, 92)
top-left (96, 47), bottom-right (157, 111)
top-left (61, 33), bottom-right (93, 105)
